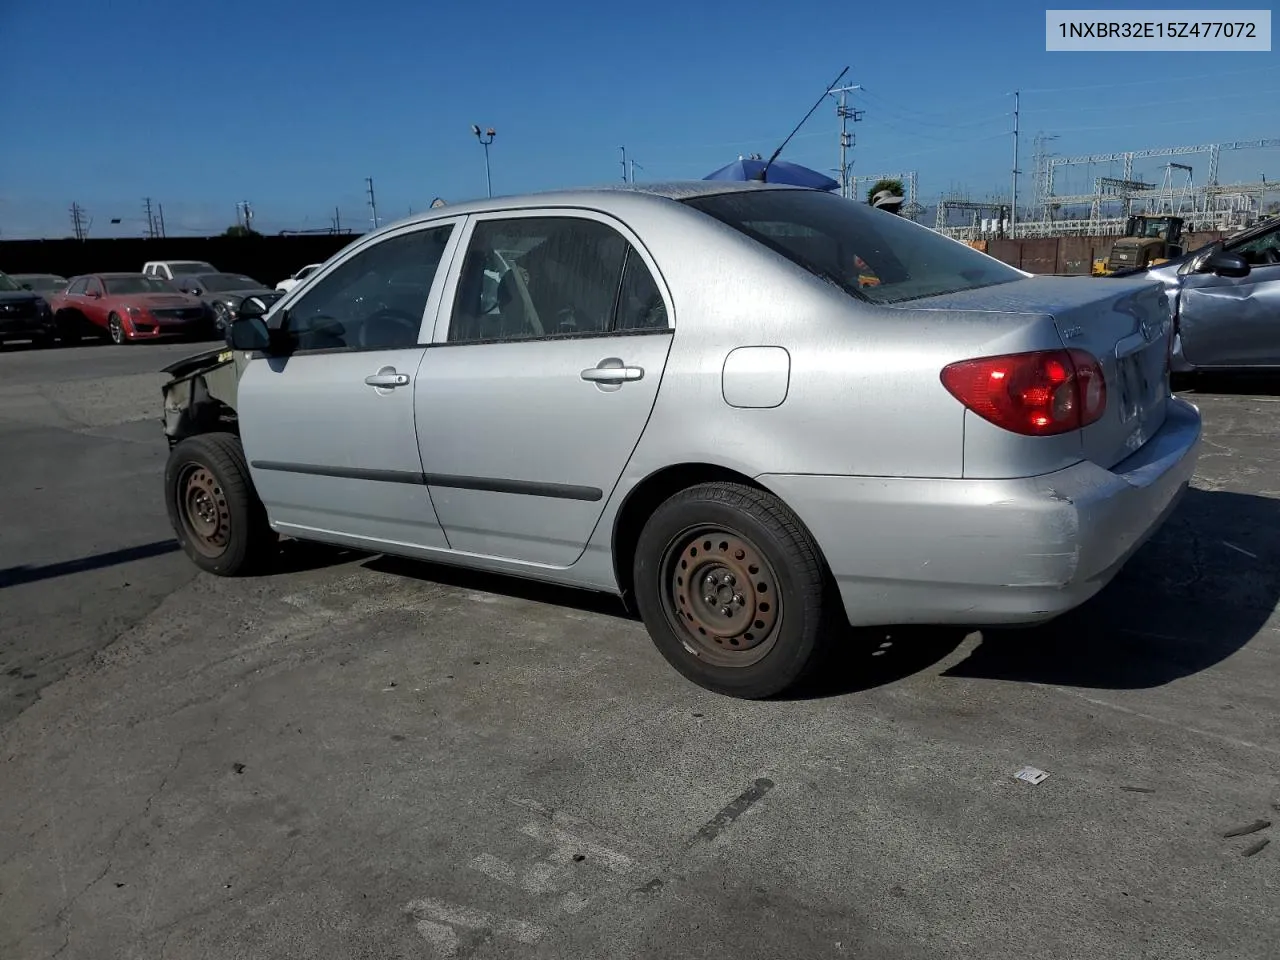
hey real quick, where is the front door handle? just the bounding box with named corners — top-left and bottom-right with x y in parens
top-left (580, 358), bottom-right (644, 383)
top-left (365, 370), bottom-right (409, 387)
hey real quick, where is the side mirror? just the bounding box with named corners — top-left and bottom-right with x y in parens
top-left (89, 290), bottom-right (102, 298)
top-left (1199, 249), bottom-right (1250, 279)
top-left (228, 316), bottom-right (270, 352)
top-left (237, 296), bottom-right (270, 321)
top-left (21, 282), bottom-right (32, 290)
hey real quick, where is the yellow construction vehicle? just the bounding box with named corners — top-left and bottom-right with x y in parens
top-left (1092, 215), bottom-right (1186, 275)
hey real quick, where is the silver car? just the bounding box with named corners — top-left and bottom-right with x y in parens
top-left (1138, 215), bottom-right (1280, 374)
top-left (163, 181), bottom-right (1202, 699)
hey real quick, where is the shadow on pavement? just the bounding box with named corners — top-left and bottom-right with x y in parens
top-left (0, 539), bottom-right (181, 589)
top-left (272, 539), bottom-right (373, 575)
top-left (943, 487), bottom-right (1279, 690)
top-left (363, 554), bottom-right (634, 621)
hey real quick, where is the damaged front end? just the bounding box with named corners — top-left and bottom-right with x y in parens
top-left (160, 345), bottom-right (248, 448)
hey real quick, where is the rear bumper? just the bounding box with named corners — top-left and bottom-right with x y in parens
top-left (759, 397), bottom-right (1202, 627)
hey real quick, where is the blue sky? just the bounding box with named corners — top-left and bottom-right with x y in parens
top-left (1, 0), bottom-right (1276, 238)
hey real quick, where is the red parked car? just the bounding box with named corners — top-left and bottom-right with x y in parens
top-left (49, 273), bottom-right (216, 344)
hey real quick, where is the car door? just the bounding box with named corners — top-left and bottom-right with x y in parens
top-left (237, 218), bottom-right (465, 550)
top-left (1179, 222), bottom-right (1280, 367)
top-left (415, 209), bottom-right (675, 566)
top-left (81, 276), bottom-right (109, 329)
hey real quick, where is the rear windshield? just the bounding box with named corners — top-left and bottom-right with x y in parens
top-left (684, 189), bottom-right (1024, 304)
top-left (169, 262), bottom-right (216, 275)
top-left (104, 276), bottom-right (177, 295)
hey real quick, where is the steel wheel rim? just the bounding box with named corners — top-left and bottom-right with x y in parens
top-left (659, 525), bottom-right (782, 668)
top-left (109, 316), bottom-right (124, 343)
top-left (178, 463), bottom-right (230, 558)
top-left (214, 302), bottom-right (230, 330)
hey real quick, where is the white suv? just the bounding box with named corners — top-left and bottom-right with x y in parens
top-left (142, 261), bottom-right (217, 282)
top-left (275, 263), bottom-right (322, 293)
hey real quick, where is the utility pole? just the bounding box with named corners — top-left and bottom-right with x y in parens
top-left (1010, 90), bottom-right (1020, 234)
top-left (333, 206), bottom-right (342, 234)
top-left (69, 202), bottom-right (87, 241)
top-left (620, 146), bottom-right (628, 183)
top-left (830, 84), bottom-right (863, 199)
top-left (157, 203), bottom-right (166, 238)
top-left (366, 177), bottom-right (379, 229)
top-left (143, 197), bottom-right (156, 238)
top-left (628, 158), bottom-right (642, 183)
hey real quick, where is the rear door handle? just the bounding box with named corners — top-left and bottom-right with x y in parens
top-left (365, 371), bottom-right (410, 387)
top-left (581, 358), bottom-right (644, 383)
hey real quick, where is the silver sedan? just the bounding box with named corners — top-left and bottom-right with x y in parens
top-left (164, 181), bottom-right (1202, 698)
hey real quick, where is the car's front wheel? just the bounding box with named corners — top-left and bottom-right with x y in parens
top-left (164, 432), bottom-right (278, 576)
top-left (107, 312), bottom-right (128, 345)
top-left (632, 481), bottom-right (839, 699)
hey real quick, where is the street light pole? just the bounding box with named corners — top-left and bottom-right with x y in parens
top-left (471, 125), bottom-right (496, 198)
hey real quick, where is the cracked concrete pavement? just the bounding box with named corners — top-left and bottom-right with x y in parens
top-left (1, 344), bottom-right (1277, 959)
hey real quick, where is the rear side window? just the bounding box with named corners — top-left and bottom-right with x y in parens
top-left (684, 189), bottom-right (1024, 304)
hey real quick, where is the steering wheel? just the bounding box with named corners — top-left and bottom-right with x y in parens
top-left (359, 307), bottom-right (422, 349)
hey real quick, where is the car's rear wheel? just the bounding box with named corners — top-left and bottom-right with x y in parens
top-left (107, 312), bottom-right (128, 345)
top-left (165, 432), bottom-right (277, 576)
top-left (632, 481), bottom-right (838, 699)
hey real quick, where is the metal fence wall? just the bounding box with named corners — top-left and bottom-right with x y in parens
top-left (976, 231), bottom-right (1226, 274)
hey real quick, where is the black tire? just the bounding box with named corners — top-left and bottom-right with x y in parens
top-left (632, 481), bottom-right (839, 699)
top-left (164, 432), bottom-right (278, 576)
top-left (107, 312), bottom-right (128, 345)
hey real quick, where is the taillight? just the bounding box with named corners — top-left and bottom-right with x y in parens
top-left (940, 349), bottom-right (1106, 436)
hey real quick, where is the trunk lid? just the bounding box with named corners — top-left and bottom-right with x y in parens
top-left (908, 275), bottom-right (1174, 469)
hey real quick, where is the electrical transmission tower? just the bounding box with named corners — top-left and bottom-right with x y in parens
top-left (143, 197), bottom-right (158, 238)
top-left (829, 83), bottom-right (864, 199)
top-left (366, 177), bottom-right (379, 229)
top-left (69, 202), bottom-right (87, 240)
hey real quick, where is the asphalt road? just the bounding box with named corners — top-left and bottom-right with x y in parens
top-left (1, 343), bottom-right (1278, 960)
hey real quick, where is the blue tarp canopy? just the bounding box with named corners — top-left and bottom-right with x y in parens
top-left (704, 157), bottom-right (839, 191)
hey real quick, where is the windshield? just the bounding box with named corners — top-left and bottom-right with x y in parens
top-left (18, 276), bottom-right (66, 292)
top-left (169, 262), bottom-right (216, 275)
top-left (197, 274), bottom-right (262, 292)
top-left (684, 189), bottom-right (1024, 304)
top-left (104, 276), bottom-right (178, 295)
top-left (0, 273), bottom-right (21, 292)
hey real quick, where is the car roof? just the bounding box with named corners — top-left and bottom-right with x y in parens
top-left (12, 272), bottom-right (65, 278)
top-left (367, 179), bottom-right (812, 235)
top-left (148, 260), bottom-right (213, 265)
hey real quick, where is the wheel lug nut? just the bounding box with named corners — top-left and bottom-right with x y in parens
top-left (733, 594), bottom-right (745, 605)
top-left (720, 606), bottom-right (732, 616)
top-left (704, 575), bottom-right (716, 586)
top-left (722, 574), bottom-right (735, 586)
top-left (704, 595), bottom-right (716, 604)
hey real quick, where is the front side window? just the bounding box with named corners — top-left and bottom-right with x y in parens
top-left (448, 216), bottom-right (662, 343)
top-left (85, 278), bottom-right (103, 296)
top-left (66, 278), bottom-right (89, 295)
top-left (0, 273), bottom-right (20, 292)
top-left (684, 188), bottom-right (1024, 305)
top-left (1231, 222), bottom-right (1280, 265)
top-left (283, 224), bottom-right (453, 352)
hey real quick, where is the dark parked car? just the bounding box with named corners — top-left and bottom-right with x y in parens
top-left (11, 273), bottom-right (69, 295)
top-left (173, 273), bottom-right (281, 333)
top-left (0, 271), bottom-right (57, 346)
